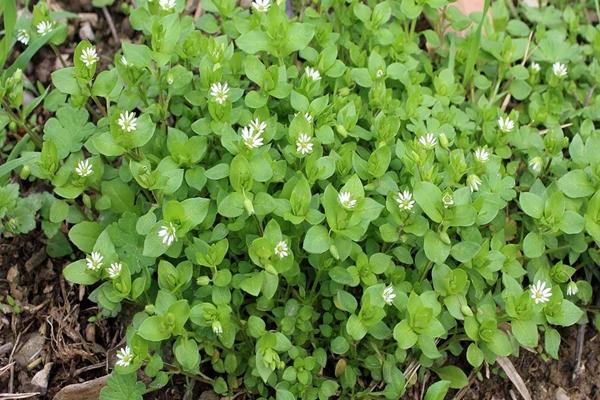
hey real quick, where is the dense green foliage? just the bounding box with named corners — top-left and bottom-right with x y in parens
top-left (2, 0), bottom-right (600, 398)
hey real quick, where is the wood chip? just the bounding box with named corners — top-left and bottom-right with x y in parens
top-left (52, 375), bottom-right (109, 400)
top-left (555, 387), bottom-right (570, 400)
top-left (496, 356), bottom-right (532, 400)
top-left (30, 362), bottom-right (53, 395)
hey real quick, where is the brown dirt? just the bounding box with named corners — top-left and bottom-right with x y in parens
top-left (0, 232), bottom-right (125, 398)
top-left (464, 326), bottom-right (600, 400)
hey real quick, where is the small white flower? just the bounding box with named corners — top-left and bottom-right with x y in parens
top-left (418, 133), bottom-right (437, 150)
top-left (395, 190), bottom-right (415, 211)
top-left (552, 62), bottom-right (567, 78)
top-left (467, 174), bottom-right (482, 192)
top-left (498, 116), bottom-right (514, 132)
top-left (376, 69), bottom-right (385, 78)
top-left (210, 82), bottom-right (230, 104)
top-left (382, 285), bottom-right (396, 305)
top-left (530, 280), bottom-right (552, 304)
top-left (251, 0), bottom-right (271, 12)
top-left (296, 133), bottom-right (313, 155)
top-left (442, 193), bottom-right (454, 208)
top-left (241, 126), bottom-right (264, 149)
top-left (474, 147), bottom-right (490, 163)
top-left (158, 222), bottom-right (177, 246)
top-left (75, 159), bottom-right (93, 177)
top-left (80, 46), bottom-right (99, 68)
top-left (338, 191), bottom-right (357, 209)
top-left (566, 281), bottom-right (578, 296)
top-left (120, 55), bottom-right (129, 66)
top-left (159, 0), bottom-right (177, 10)
top-left (36, 21), bottom-right (54, 36)
top-left (116, 346), bottom-right (134, 367)
top-left (304, 112), bottom-right (313, 123)
top-left (305, 66), bottom-right (321, 81)
top-left (212, 320), bottom-right (223, 336)
top-left (86, 251), bottom-right (104, 271)
top-left (17, 29), bottom-right (29, 45)
top-left (274, 241), bottom-right (289, 258)
top-left (108, 262), bottom-right (122, 279)
top-left (249, 118), bottom-right (267, 134)
top-left (531, 62), bottom-right (540, 72)
top-left (117, 111), bottom-right (138, 133)
top-left (529, 156), bottom-right (543, 173)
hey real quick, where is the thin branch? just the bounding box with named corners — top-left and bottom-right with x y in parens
top-left (101, 6), bottom-right (120, 45)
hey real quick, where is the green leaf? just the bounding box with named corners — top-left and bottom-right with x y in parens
top-left (544, 327), bottom-right (561, 359)
top-left (236, 29), bottom-right (269, 54)
top-left (240, 272), bottom-right (264, 296)
top-left (100, 373), bottom-right (145, 400)
top-left (546, 300), bottom-right (584, 326)
top-left (557, 170), bottom-right (595, 198)
top-left (174, 337), bottom-right (199, 372)
top-left (393, 320), bottom-right (418, 349)
top-left (424, 230), bottom-right (450, 264)
top-left (520, 192), bottom-right (544, 219)
top-left (346, 314), bottom-right (367, 341)
top-left (63, 259), bottom-right (99, 285)
top-left (101, 180), bottom-right (135, 214)
top-left (68, 221), bottom-right (103, 253)
top-left (303, 225), bottom-right (330, 254)
top-left (423, 380), bottom-right (450, 400)
top-left (512, 319), bottom-right (538, 348)
top-left (466, 343), bottom-right (484, 367)
top-left (434, 366), bottom-right (468, 389)
top-left (138, 316), bottom-right (171, 342)
top-left (450, 241), bottom-right (480, 263)
top-left (523, 231), bottom-right (544, 258)
top-left (43, 106), bottom-right (95, 159)
top-left (218, 192), bottom-right (245, 218)
top-left (414, 181), bottom-right (443, 223)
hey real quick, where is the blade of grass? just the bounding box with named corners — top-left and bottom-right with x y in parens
top-left (462, 0), bottom-right (490, 88)
top-left (0, 0), bottom-right (17, 69)
top-left (4, 26), bottom-right (66, 79)
top-left (0, 153), bottom-right (38, 184)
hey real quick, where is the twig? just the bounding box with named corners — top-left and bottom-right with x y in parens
top-left (496, 356), bottom-right (532, 400)
top-left (500, 31), bottom-right (535, 113)
top-left (50, 44), bottom-right (68, 68)
top-left (0, 394), bottom-right (41, 399)
top-left (0, 363), bottom-right (14, 377)
top-left (194, 0), bottom-right (203, 20)
top-left (584, 85), bottom-right (596, 107)
top-left (572, 324), bottom-right (586, 380)
top-left (101, 6), bottom-right (120, 45)
top-left (539, 123), bottom-right (573, 135)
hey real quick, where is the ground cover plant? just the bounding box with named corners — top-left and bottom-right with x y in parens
top-left (2, 0), bottom-right (600, 398)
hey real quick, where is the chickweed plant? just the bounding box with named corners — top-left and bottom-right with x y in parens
top-left (8, 0), bottom-right (600, 398)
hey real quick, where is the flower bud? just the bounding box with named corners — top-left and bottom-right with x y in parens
top-left (329, 244), bottom-right (340, 260)
top-left (196, 276), bottom-right (211, 286)
top-left (461, 305), bottom-right (474, 317)
top-left (83, 193), bottom-right (92, 209)
top-left (243, 197), bottom-right (255, 215)
top-left (439, 133), bottom-right (449, 149)
top-left (440, 231), bottom-right (451, 245)
top-left (566, 281), bottom-right (579, 296)
top-left (19, 165), bottom-right (30, 180)
top-left (145, 304), bottom-right (156, 314)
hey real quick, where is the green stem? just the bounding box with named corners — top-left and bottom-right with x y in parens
top-left (91, 95), bottom-right (107, 116)
top-left (50, 44), bottom-right (67, 68)
top-left (2, 99), bottom-right (43, 148)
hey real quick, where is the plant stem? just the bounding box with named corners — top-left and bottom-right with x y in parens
top-left (50, 44), bottom-right (68, 68)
